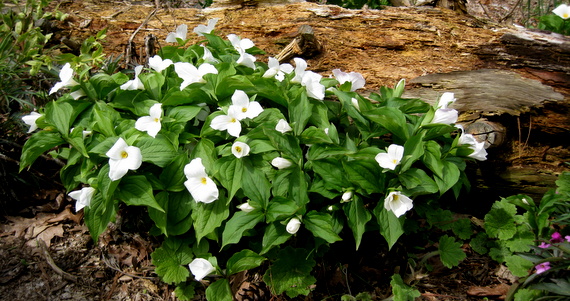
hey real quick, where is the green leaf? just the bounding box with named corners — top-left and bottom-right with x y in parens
top-left (343, 197), bottom-right (372, 249)
top-left (167, 105), bottom-right (203, 123)
top-left (504, 225), bottom-right (534, 252)
top-left (289, 90), bottom-right (313, 135)
top-left (266, 197), bottom-right (299, 223)
top-left (342, 160), bottom-right (382, 194)
top-left (221, 211), bottom-right (264, 249)
top-left (398, 168), bottom-right (439, 196)
top-left (364, 107), bottom-right (409, 141)
top-left (504, 255), bottom-right (533, 277)
top-left (469, 232), bottom-right (489, 255)
top-left (92, 101), bottom-right (117, 137)
top-left (260, 222), bottom-right (290, 255)
top-left (484, 200), bottom-right (517, 240)
top-left (300, 126), bottom-right (332, 144)
top-left (97, 164), bottom-right (119, 202)
top-left (115, 175), bottom-right (164, 211)
top-left (151, 237), bottom-right (194, 284)
top-left (162, 88), bottom-right (210, 106)
top-left (44, 101), bottom-right (73, 135)
top-left (20, 131), bottom-right (65, 171)
top-left (303, 211), bottom-right (342, 244)
top-left (263, 128), bottom-right (303, 163)
top-left (513, 288), bottom-right (544, 301)
top-left (84, 192), bottom-right (118, 242)
top-left (451, 218), bottom-right (473, 240)
top-left (226, 249), bottom-right (266, 275)
top-left (438, 235), bottom-right (466, 268)
top-left (160, 154), bottom-right (188, 192)
top-left (390, 274), bottom-right (421, 301)
top-left (374, 202), bottom-right (405, 249)
top-left (205, 279), bottom-right (233, 301)
top-left (214, 156), bottom-right (243, 201)
top-left (434, 160), bottom-right (461, 195)
top-left (263, 247), bottom-right (316, 298)
top-left (272, 167), bottom-right (309, 208)
top-left (399, 132), bottom-right (425, 173)
top-left (190, 139), bottom-right (217, 171)
top-left (192, 197), bottom-right (230, 243)
top-left (148, 191), bottom-right (194, 236)
top-left (174, 282), bottom-right (196, 301)
top-left (241, 161), bottom-right (271, 209)
top-left (140, 72), bottom-right (165, 100)
top-left (310, 159), bottom-right (345, 191)
top-left (137, 136), bottom-right (178, 168)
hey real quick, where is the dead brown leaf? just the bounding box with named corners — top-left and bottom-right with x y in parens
top-left (467, 283), bottom-right (510, 297)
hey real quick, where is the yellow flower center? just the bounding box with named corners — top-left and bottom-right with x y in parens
top-left (121, 150), bottom-right (129, 159)
top-left (392, 159), bottom-right (398, 164)
top-left (231, 118), bottom-right (237, 123)
top-left (154, 117), bottom-right (160, 123)
top-left (564, 13), bottom-right (569, 18)
top-left (201, 177), bottom-right (207, 185)
top-left (393, 194), bottom-right (399, 201)
top-left (242, 107), bottom-right (247, 113)
top-left (235, 146), bottom-right (242, 152)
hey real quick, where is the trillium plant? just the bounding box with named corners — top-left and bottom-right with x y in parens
top-left (20, 19), bottom-right (488, 300)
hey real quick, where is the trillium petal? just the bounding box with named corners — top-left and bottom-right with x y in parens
top-left (184, 176), bottom-right (219, 203)
top-left (189, 258), bottom-right (216, 281)
top-left (184, 158), bottom-right (207, 179)
top-left (553, 4), bottom-right (570, 19)
top-left (148, 55), bottom-right (173, 72)
top-left (238, 202), bottom-right (255, 212)
top-left (275, 119), bottom-right (292, 133)
top-left (108, 159), bottom-right (130, 181)
top-left (197, 63), bottom-right (218, 77)
top-left (437, 92), bottom-right (456, 109)
top-left (135, 116), bottom-right (160, 137)
top-left (271, 157), bottom-right (292, 169)
top-left (384, 191), bottom-right (413, 217)
top-left (193, 18), bottom-right (218, 36)
top-left (166, 24), bottom-right (187, 42)
top-left (22, 112), bottom-right (41, 133)
top-left (231, 141), bottom-right (250, 158)
top-left (431, 108), bottom-right (458, 125)
top-left (388, 144), bottom-right (404, 161)
top-left (286, 218), bottom-right (301, 234)
top-left (106, 138), bottom-right (129, 160)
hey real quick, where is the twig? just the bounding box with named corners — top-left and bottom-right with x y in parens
top-left (125, 9), bottom-right (158, 67)
top-left (101, 253), bottom-right (156, 280)
top-left (37, 238), bottom-right (78, 282)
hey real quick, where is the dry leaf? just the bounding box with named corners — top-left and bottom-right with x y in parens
top-left (467, 283), bottom-right (510, 297)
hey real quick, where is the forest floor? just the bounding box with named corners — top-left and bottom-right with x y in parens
top-left (1, 0), bottom-right (569, 300)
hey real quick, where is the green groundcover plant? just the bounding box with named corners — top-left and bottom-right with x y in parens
top-left (20, 19), bottom-right (488, 299)
top-left (538, 3), bottom-right (570, 35)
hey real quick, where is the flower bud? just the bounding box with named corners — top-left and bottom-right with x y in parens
top-left (341, 191), bottom-right (353, 203)
top-left (189, 258), bottom-right (215, 281)
top-left (275, 119), bottom-right (292, 133)
top-left (271, 157), bottom-right (292, 169)
top-left (237, 202), bottom-right (255, 212)
top-left (286, 217), bottom-right (301, 234)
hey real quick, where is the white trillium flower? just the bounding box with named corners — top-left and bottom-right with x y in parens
top-left (184, 158), bottom-right (219, 204)
top-left (120, 65), bottom-right (145, 90)
top-left (69, 89), bottom-right (86, 100)
top-left (286, 217), bottom-right (302, 234)
top-left (229, 90), bottom-right (263, 120)
top-left (341, 191), bottom-right (353, 203)
top-left (49, 63), bottom-right (78, 95)
top-left (456, 125), bottom-right (488, 161)
top-left (275, 119), bottom-right (292, 133)
top-left (148, 55), bottom-right (173, 72)
top-left (351, 98), bottom-right (360, 111)
top-left (291, 58), bottom-right (324, 100)
top-left (231, 141), bottom-right (250, 158)
top-left (166, 24), bottom-right (188, 42)
top-left (193, 18), bottom-right (219, 36)
top-left (68, 187), bottom-right (95, 212)
top-left (375, 144), bottom-right (405, 170)
top-left (189, 258), bottom-right (216, 281)
top-left (237, 202), bottom-right (255, 212)
top-left (228, 34), bottom-right (256, 69)
top-left (135, 103), bottom-right (162, 138)
top-left (271, 157), bottom-right (292, 169)
top-left (263, 57), bottom-right (293, 81)
top-left (553, 4), bottom-right (570, 19)
top-left (174, 62), bottom-right (218, 90)
top-left (291, 58), bottom-right (307, 83)
top-left (22, 111), bottom-right (41, 133)
top-left (106, 138), bottom-right (143, 181)
top-left (431, 92), bottom-right (458, 125)
top-left (384, 191), bottom-right (413, 218)
top-left (332, 69), bottom-right (365, 91)
top-left (210, 106), bottom-right (242, 137)
top-left (201, 45), bottom-right (219, 64)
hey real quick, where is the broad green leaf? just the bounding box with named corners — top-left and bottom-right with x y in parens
top-left (116, 175), bottom-right (164, 211)
top-left (343, 197), bottom-right (372, 249)
top-left (300, 126), bottom-right (332, 144)
top-left (310, 159), bottom-right (345, 191)
top-left (263, 128), bottom-right (303, 163)
top-left (266, 197), bottom-right (299, 223)
top-left (226, 249), bottom-right (265, 275)
top-left (263, 247), bottom-right (316, 298)
top-left (214, 156), bottom-right (243, 201)
top-left (140, 72), bottom-right (165, 100)
top-left (451, 218), bottom-right (473, 240)
top-left (44, 101), bottom-right (73, 135)
top-left (434, 160), bottom-right (461, 195)
top-left (303, 211), bottom-right (342, 244)
top-left (84, 192), bottom-right (118, 242)
top-left (174, 282), bottom-right (196, 301)
top-left (260, 222), bottom-right (290, 255)
top-left (364, 107), bottom-right (409, 141)
top-left (162, 88), bottom-right (210, 106)
top-left (426, 208), bottom-right (454, 231)
top-left (92, 101), bottom-right (117, 137)
top-left (342, 160), bottom-right (382, 194)
top-left (373, 202), bottom-right (404, 249)
top-left (241, 161), bottom-right (271, 209)
top-left (399, 132), bottom-right (425, 172)
top-left (160, 154), bottom-right (188, 192)
top-left (221, 211), bottom-right (264, 249)
top-left (398, 168), bottom-right (439, 196)
top-left (484, 200), bottom-right (517, 240)
top-left (438, 235), bottom-right (466, 268)
top-left (422, 140), bottom-right (443, 178)
top-left (513, 288), bottom-right (544, 301)
top-left (390, 274), bottom-right (421, 301)
top-left (97, 164), bottom-right (119, 202)
top-left (205, 279), bottom-right (233, 301)
top-left (192, 197), bottom-right (230, 243)
top-left (272, 167), bottom-right (309, 208)
top-left (137, 136), bottom-right (178, 168)
top-left (505, 225), bottom-right (534, 252)
top-left (151, 237), bottom-right (193, 284)
top-left (167, 105), bottom-right (203, 123)
top-left (20, 131), bottom-right (65, 171)
top-left (531, 278), bottom-right (570, 296)
top-left (190, 138), bottom-right (217, 171)
top-left (306, 144), bottom-right (351, 161)
top-left (469, 232), bottom-right (489, 255)
top-left (289, 91), bottom-right (313, 135)
top-left (148, 191), bottom-right (194, 236)
top-left (504, 255), bottom-right (533, 277)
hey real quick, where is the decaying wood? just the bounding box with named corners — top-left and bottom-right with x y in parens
top-left (275, 24), bottom-right (322, 62)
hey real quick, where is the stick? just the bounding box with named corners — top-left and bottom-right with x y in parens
top-left (37, 238), bottom-right (78, 282)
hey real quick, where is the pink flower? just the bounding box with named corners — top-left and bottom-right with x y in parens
top-left (538, 242), bottom-right (551, 249)
top-left (565, 235), bottom-right (570, 243)
top-left (535, 262), bottom-right (551, 274)
top-left (550, 232), bottom-right (564, 243)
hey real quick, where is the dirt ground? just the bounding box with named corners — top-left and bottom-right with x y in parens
top-left (1, 0), bottom-right (568, 300)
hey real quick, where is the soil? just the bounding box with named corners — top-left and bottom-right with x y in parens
top-left (1, 0), bottom-right (568, 300)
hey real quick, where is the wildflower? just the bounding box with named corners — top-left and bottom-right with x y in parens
top-left (106, 138), bottom-right (143, 181)
top-left (231, 141), bottom-right (250, 158)
top-left (210, 107), bottom-right (242, 137)
top-left (553, 4), bottom-right (570, 19)
top-left (431, 92), bottom-right (458, 125)
top-left (228, 34), bottom-right (256, 69)
top-left (148, 55), bottom-right (173, 72)
top-left (332, 69), bottom-right (365, 91)
top-left (550, 232), bottom-right (564, 243)
top-left (184, 158), bottom-right (219, 204)
top-left (22, 111), bottom-right (41, 133)
top-left (69, 89), bottom-right (86, 100)
top-left (457, 125), bottom-right (488, 161)
top-left (263, 57), bottom-right (293, 81)
top-left (565, 235), bottom-right (570, 243)
top-left (351, 98), bottom-right (360, 111)
top-left (193, 18), bottom-right (219, 36)
top-left (166, 24), bottom-right (187, 42)
top-left (49, 63), bottom-right (79, 95)
top-left (375, 144), bottom-right (405, 170)
top-left (535, 262), bottom-right (551, 274)
top-left (275, 119), bottom-right (292, 133)
top-left (301, 71), bottom-right (325, 100)
top-left (271, 157), bottom-right (292, 169)
top-left (120, 65), bottom-right (145, 90)
top-left (68, 187), bottom-right (95, 212)
top-left (286, 217), bottom-right (301, 234)
top-left (201, 45), bottom-right (219, 64)
top-left (291, 58), bottom-right (307, 83)
top-left (189, 258), bottom-right (216, 281)
top-left (229, 90), bottom-right (263, 120)
top-left (237, 202), bottom-right (255, 212)
top-left (341, 191), bottom-right (353, 203)
top-left (174, 62), bottom-right (218, 90)
top-left (135, 103), bottom-right (162, 138)
top-left (384, 191), bottom-right (413, 218)
top-left (539, 242), bottom-right (551, 249)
